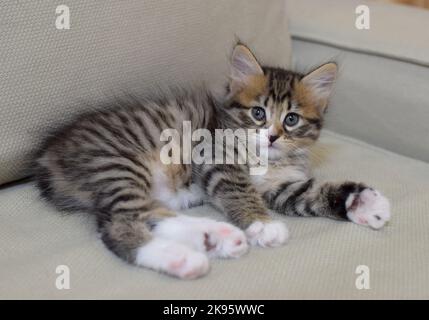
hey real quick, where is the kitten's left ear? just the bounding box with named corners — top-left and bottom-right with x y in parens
top-left (301, 63), bottom-right (337, 104)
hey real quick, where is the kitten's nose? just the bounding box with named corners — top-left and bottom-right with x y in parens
top-left (269, 135), bottom-right (279, 143)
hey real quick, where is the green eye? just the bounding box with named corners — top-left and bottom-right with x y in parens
top-left (284, 112), bottom-right (300, 127)
top-left (251, 107), bottom-right (266, 121)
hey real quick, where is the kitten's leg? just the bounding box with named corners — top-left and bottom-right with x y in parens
top-left (95, 173), bottom-right (248, 280)
top-left (199, 164), bottom-right (289, 247)
top-left (265, 180), bottom-right (391, 229)
top-left (96, 204), bottom-right (210, 279)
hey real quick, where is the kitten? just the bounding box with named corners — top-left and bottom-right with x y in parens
top-left (33, 45), bottom-right (391, 279)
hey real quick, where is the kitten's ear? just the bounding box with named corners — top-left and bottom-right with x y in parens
top-left (229, 45), bottom-right (264, 93)
top-left (301, 63), bottom-right (337, 103)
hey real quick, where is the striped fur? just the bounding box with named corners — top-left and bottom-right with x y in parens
top-left (33, 45), bottom-right (389, 273)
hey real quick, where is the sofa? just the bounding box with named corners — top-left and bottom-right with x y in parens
top-left (1, 0), bottom-right (428, 299)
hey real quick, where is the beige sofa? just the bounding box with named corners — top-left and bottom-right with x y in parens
top-left (1, 0), bottom-right (428, 299)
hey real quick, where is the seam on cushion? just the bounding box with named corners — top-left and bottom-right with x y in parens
top-left (0, 176), bottom-right (32, 190)
top-left (323, 129), bottom-right (429, 166)
top-left (291, 35), bottom-right (429, 69)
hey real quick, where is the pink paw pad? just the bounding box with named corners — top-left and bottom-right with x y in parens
top-left (219, 226), bottom-right (232, 236)
top-left (168, 256), bottom-right (186, 270)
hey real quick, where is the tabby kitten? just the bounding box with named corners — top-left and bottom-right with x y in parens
top-left (34, 45), bottom-right (391, 279)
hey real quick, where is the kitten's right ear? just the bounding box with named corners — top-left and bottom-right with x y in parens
top-left (229, 45), bottom-right (264, 94)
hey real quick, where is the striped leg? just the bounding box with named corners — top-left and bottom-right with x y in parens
top-left (264, 180), bottom-right (391, 229)
top-left (94, 178), bottom-right (251, 279)
top-left (200, 164), bottom-right (289, 247)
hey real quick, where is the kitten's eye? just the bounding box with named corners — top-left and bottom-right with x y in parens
top-left (284, 112), bottom-right (300, 127)
top-left (251, 107), bottom-right (266, 121)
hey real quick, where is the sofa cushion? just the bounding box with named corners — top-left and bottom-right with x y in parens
top-left (0, 0), bottom-right (291, 185)
top-left (287, 0), bottom-right (429, 163)
top-left (287, 0), bottom-right (429, 67)
top-left (1, 131), bottom-right (428, 299)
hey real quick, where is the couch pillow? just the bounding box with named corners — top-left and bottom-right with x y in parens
top-left (0, 0), bottom-right (291, 185)
top-left (287, 0), bottom-right (429, 162)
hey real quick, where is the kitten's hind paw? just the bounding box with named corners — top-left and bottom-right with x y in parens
top-left (245, 220), bottom-right (289, 247)
top-left (136, 238), bottom-right (210, 280)
top-left (346, 188), bottom-right (391, 229)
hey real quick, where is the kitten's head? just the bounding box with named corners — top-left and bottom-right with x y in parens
top-left (227, 44), bottom-right (337, 161)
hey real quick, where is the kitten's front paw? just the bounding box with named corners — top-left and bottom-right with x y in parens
top-left (346, 188), bottom-right (391, 229)
top-left (245, 220), bottom-right (289, 247)
top-left (205, 222), bottom-right (249, 259)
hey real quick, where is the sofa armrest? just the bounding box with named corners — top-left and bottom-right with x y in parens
top-left (286, 0), bottom-right (429, 162)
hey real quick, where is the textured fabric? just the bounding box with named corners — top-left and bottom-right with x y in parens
top-left (291, 40), bottom-right (429, 163)
top-left (287, 0), bottom-right (429, 163)
top-left (287, 0), bottom-right (429, 66)
top-left (0, 0), bottom-right (291, 185)
top-left (1, 131), bottom-right (428, 299)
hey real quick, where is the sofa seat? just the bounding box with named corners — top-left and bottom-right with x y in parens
top-left (1, 130), bottom-right (428, 299)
